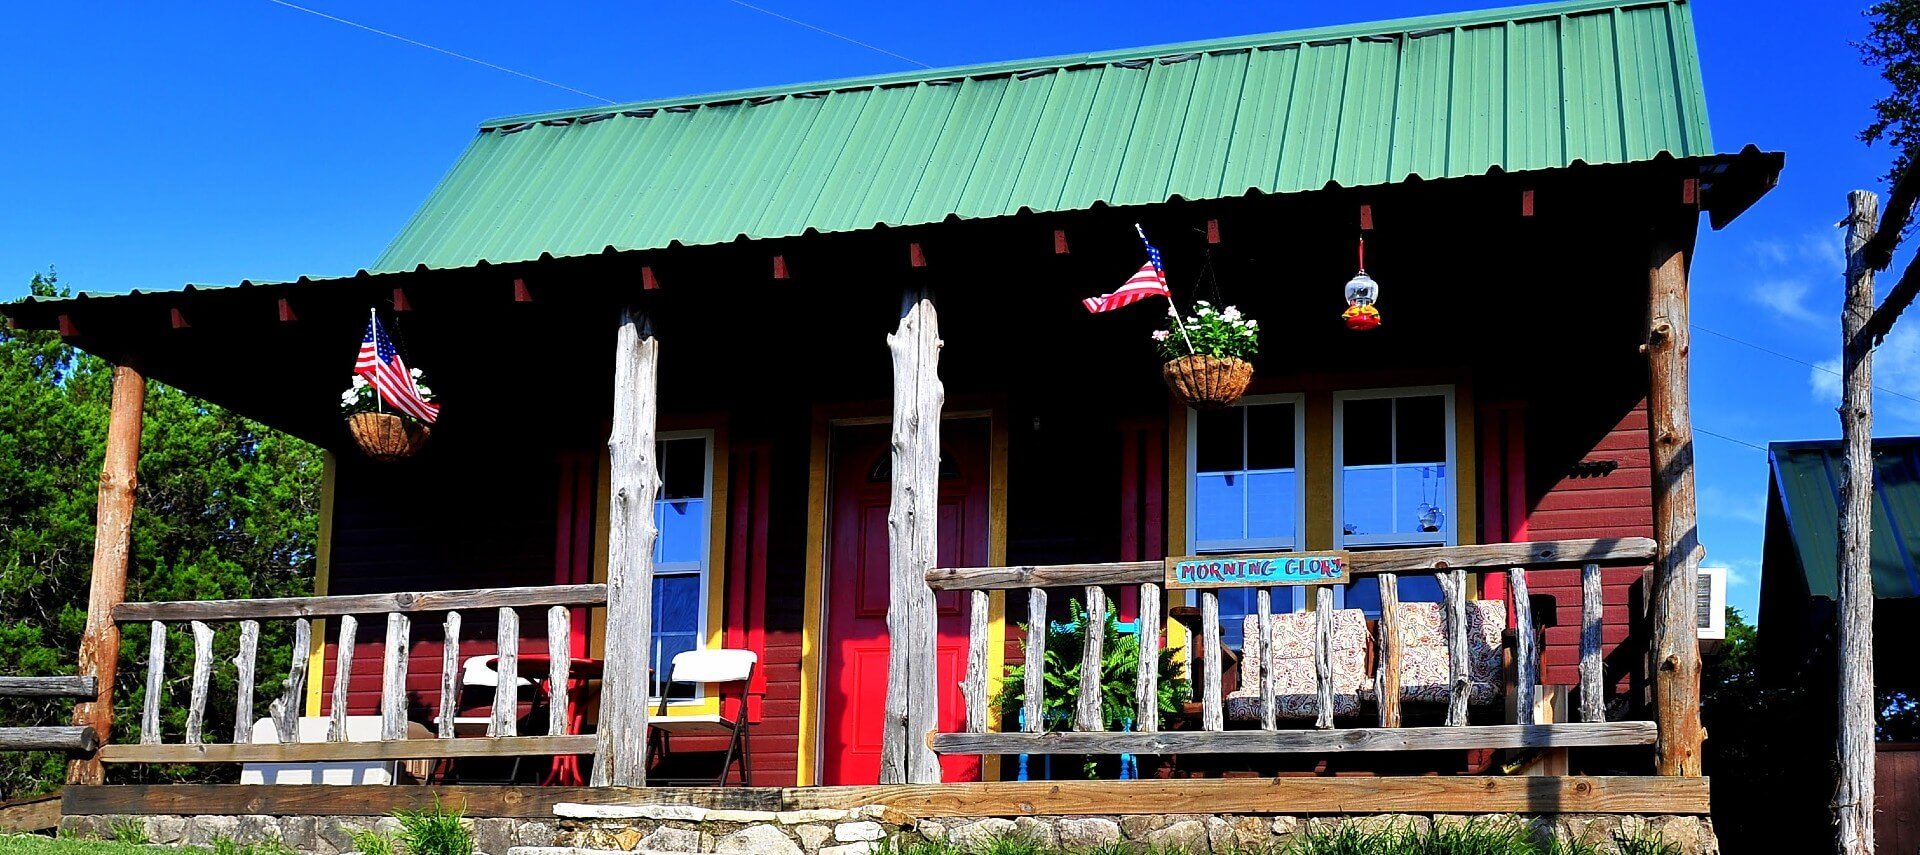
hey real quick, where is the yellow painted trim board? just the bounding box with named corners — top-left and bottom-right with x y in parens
top-left (1164, 400), bottom-right (1189, 663)
top-left (984, 411), bottom-right (1010, 780)
top-left (304, 453), bottom-right (336, 717)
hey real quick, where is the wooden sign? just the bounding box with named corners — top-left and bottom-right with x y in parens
top-left (1164, 551), bottom-right (1351, 589)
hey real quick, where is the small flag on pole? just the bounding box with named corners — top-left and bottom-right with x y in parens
top-left (1083, 229), bottom-right (1171, 313)
top-left (354, 315), bottom-right (440, 423)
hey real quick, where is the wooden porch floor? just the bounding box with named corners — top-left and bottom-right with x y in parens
top-left (62, 777), bottom-right (1709, 819)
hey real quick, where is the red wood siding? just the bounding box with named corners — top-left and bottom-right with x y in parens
top-left (320, 452), bottom-right (558, 721)
top-left (1519, 398), bottom-right (1653, 692)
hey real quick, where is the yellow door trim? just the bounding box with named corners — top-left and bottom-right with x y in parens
top-left (304, 453), bottom-right (336, 717)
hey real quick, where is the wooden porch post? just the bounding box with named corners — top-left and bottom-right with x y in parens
top-left (593, 306), bottom-right (659, 787)
top-left (1646, 221), bottom-right (1703, 777)
top-left (69, 364), bottom-right (146, 785)
top-left (1834, 189), bottom-right (1881, 852)
top-left (882, 282), bottom-right (943, 784)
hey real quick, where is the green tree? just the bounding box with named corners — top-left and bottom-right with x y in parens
top-left (0, 271), bottom-right (321, 797)
top-left (1862, 0), bottom-right (1920, 180)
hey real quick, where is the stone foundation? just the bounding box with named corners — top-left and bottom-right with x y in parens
top-left (60, 807), bottom-right (1718, 854)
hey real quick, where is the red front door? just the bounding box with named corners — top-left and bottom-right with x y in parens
top-left (821, 420), bottom-right (989, 785)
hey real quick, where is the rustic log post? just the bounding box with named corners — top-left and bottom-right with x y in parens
top-left (272, 618), bottom-right (310, 743)
top-left (439, 611), bottom-right (463, 740)
top-left (327, 614), bottom-right (357, 743)
top-left (1579, 564), bottom-right (1606, 722)
top-left (491, 609), bottom-right (521, 738)
top-left (185, 621), bottom-right (214, 745)
top-left (140, 622), bottom-right (166, 744)
top-left (1510, 569), bottom-right (1537, 726)
top-left (232, 620), bottom-right (259, 744)
top-left (1314, 588), bottom-right (1335, 730)
top-left (1255, 588), bottom-right (1276, 730)
top-left (593, 305), bottom-right (660, 787)
top-left (964, 590), bottom-right (989, 733)
top-left (1438, 568), bottom-right (1470, 726)
top-left (1647, 220), bottom-right (1704, 777)
top-left (1200, 590), bottom-right (1223, 731)
top-left (1836, 189), bottom-right (1881, 849)
top-left (883, 282), bottom-right (944, 784)
top-left (547, 606), bottom-right (572, 738)
top-left (1377, 574), bottom-right (1402, 728)
top-left (382, 613), bottom-right (411, 741)
top-left (1136, 582), bottom-right (1161, 733)
top-left (1076, 586), bottom-right (1107, 731)
top-left (1023, 589), bottom-right (1047, 733)
top-left (69, 363), bottom-right (145, 783)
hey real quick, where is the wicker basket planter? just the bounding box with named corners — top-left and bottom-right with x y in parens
top-left (346, 412), bottom-right (430, 462)
top-left (1161, 354), bottom-right (1254, 409)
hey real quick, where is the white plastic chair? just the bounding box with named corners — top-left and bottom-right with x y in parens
top-left (649, 649), bottom-right (759, 786)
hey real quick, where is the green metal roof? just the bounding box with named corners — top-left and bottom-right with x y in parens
top-left (371, 0), bottom-right (1719, 273)
top-left (1768, 439), bottom-right (1920, 600)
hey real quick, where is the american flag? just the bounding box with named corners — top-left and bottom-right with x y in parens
top-left (354, 316), bottom-right (440, 423)
top-left (1083, 228), bottom-right (1171, 313)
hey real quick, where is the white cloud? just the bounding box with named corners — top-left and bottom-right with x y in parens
top-left (1703, 557), bottom-right (1760, 589)
top-left (1811, 357), bottom-right (1842, 400)
top-left (1749, 278), bottom-right (1822, 324)
top-left (1811, 324), bottom-right (1920, 430)
top-left (1699, 485), bottom-right (1767, 525)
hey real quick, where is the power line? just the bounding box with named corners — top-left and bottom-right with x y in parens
top-left (262, 0), bottom-right (615, 104)
top-left (1696, 426), bottom-right (1769, 454)
top-left (1693, 323), bottom-right (1920, 407)
top-left (720, 0), bottom-right (933, 69)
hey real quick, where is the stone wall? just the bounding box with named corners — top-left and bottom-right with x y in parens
top-left (60, 807), bottom-right (1718, 855)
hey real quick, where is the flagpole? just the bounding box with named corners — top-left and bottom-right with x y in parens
top-left (1137, 223), bottom-right (1198, 356)
top-left (369, 308), bottom-right (384, 416)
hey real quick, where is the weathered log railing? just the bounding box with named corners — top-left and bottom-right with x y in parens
top-left (0, 676), bottom-right (102, 754)
top-left (96, 583), bottom-right (606, 766)
top-left (927, 537), bottom-right (1660, 757)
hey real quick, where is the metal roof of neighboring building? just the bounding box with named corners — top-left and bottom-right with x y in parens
top-left (1768, 438), bottom-right (1920, 600)
top-left (371, 0), bottom-right (1722, 273)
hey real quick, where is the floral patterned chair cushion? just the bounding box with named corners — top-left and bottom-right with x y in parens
top-left (1224, 608), bottom-right (1369, 721)
top-left (1357, 600), bottom-right (1507, 706)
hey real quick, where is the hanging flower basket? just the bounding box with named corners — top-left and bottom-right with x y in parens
top-left (1162, 354), bottom-right (1254, 409)
top-left (1154, 301), bottom-right (1259, 409)
top-left (346, 412), bottom-right (431, 462)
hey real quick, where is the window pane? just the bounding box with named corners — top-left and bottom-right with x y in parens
top-left (650, 574), bottom-right (702, 698)
top-left (1215, 588), bottom-right (1255, 649)
top-left (659, 437), bottom-right (707, 500)
top-left (1399, 575), bottom-right (1444, 603)
top-left (1396, 396), bottom-right (1447, 463)
top-left (655, 499), bottom-right (708, 566)
top-left (1345, 574), bottom-right (1444, 615)
top-left (1194, 473), bottom-right (1244, 543)
top-left (1341, 467), bottom-right (1393, 538)
top-left (1245, 471), bottom-right (1296, 542)
top-left (1394, 464), bottom-right (1448, 537)
top-left (1245, 403), bottom-right (1296, 470)
top-left (1195, 408), bottom-right (1243, 473)
top-left (1342, 398), bottom-right (1393, 466)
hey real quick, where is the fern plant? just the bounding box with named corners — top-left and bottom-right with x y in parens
top-left (994, 597), bottom-right (1190, 736)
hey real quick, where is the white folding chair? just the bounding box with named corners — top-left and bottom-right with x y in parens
top-left (649, 649), bottom-right (758, 786)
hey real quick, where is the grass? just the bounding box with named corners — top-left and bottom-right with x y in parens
top-left (0, 835), bottom-right (295, 855)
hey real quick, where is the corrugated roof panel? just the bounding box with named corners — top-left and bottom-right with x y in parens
top-left (1333, 36), bottom-right (1403, 188)
top-left (366, 0), bottom-right (1730, 273)
top-left (1504, 18), bottom-right (1565, 172)
top-left (903, 76), bottom-right (1013, 223)
top-left (1390, 29), bottom-right (1455, 182)
top-left (1217, 45), bottom-right (1301, 196)
top-left (1164, 50), bottom-right (1251, 202)
top-left (1447, 23), bottom-right (1506, 175)
top-left (948, 72), bottom-right (1055, 219)
top-left (1770, 440), bottom-right (1920, 600)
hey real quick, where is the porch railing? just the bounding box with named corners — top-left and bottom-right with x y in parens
top-left (97, 583), bottom-right (606, 766)
top-left (926, 537), bottom-right (1660, 758)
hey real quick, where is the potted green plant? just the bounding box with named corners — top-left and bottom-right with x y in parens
top-left (1156, 301), bottom-right (1258, 409)
top-left (340, 371), bottom-right (436, 461)
top-left (995, 598), bottom-right (1189, 778)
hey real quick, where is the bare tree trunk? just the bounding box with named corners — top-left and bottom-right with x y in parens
top-left (593, 306), bottom-right (659, 786)
top-left (69, 364), bottom-right (145, 784)
top-left (882, 282), bottom-right (943, 784)
top-left (1647, 226), bottom-right (1703, 777)
top-left (1836, 188), bottom-right (1880, 855)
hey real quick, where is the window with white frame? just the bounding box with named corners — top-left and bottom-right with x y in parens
top-left (1188, 395), bottom-right (1304, 646)
top-left (650, 432), bottom-right (712, 700)
top-left (1335, 388), bottom-right (1454, 617)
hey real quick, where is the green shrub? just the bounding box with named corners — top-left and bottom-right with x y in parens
top-left (393, 799), bottom-right (473, 855)
top-left (106, 818), bottom-right (147, 846)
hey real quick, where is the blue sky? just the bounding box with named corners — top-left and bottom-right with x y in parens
top-left (0, 1), bottom-right (1904, 621)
